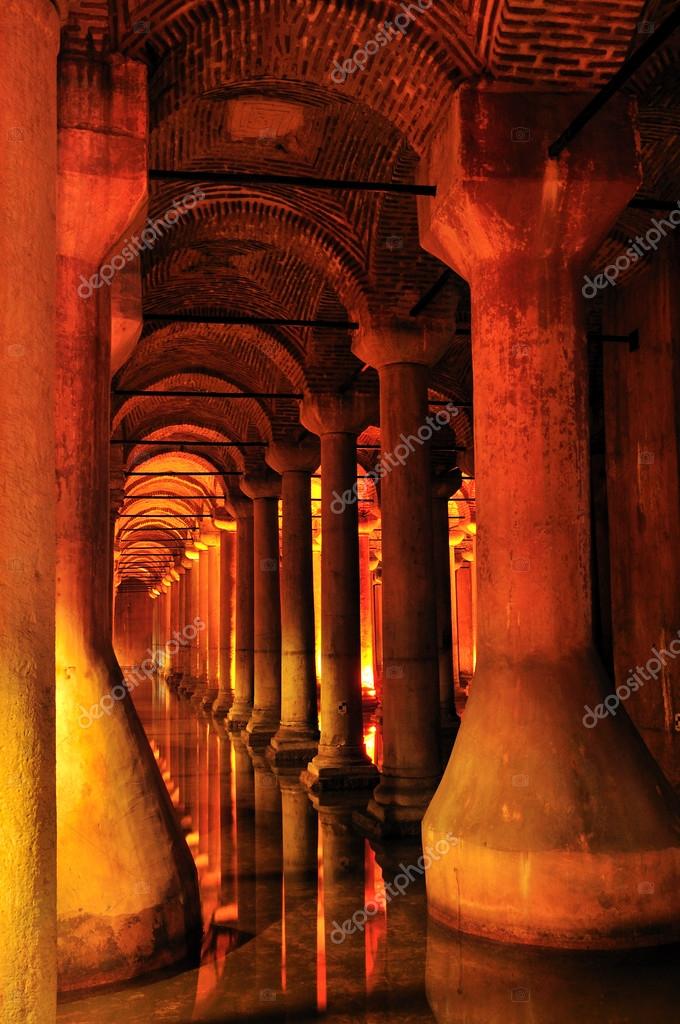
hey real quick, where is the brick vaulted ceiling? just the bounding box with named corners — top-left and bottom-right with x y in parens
top-left (60, 1), bottom-right (678, 571)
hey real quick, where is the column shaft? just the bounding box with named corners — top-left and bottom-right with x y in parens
top-left (0, 3), bottom-right (60, 1019)
top-left (245, 496), bottom-right (281, 745)
top-left (213, 530), bottom-right (236, 716)
top-left (228, 512), bottom-right (254, 729)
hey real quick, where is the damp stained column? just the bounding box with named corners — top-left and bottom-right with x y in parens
top-left (228, 499), bottom-right (255, 730)
top-left (418, 84), bottom-right (680, 948)
top-left (300, 392), bottom-right (379, 791)
top-left (0, 2), bottom-right (63, 1020)
top-left (354, 322), bottom-right (455, 834)
top-left (240, 471), bottom-right (282, 747)
top-left (56, 55), bottom-right (201, 988)
top-left (212, 521), bottom-right (236, 717)
top-left (266, 437), bottom-right (320, 765)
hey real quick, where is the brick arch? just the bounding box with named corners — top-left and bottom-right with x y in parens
top-left (116, 323), bottom-right (307, 394)
top-left (113, 373), bottom-right (277, 441)
top-left (119, 0), bottom-right (479, 153)
top-left (143, 192), bottom-right (369, 320)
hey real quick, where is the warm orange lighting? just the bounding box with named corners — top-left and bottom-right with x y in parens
top-left (361, 664), bottom-right (376, 698)
top-left (213, 516), bottom-right (236, 532)
top-left (185, 548), bottom-right (200, 560)
top-left (194, 538), bottom-right (208, 551)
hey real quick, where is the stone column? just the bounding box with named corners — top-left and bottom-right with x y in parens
top-left (212, 522), bottom-right (236, 717)
top-left (201, 529), bottom-right (221, 710)
top-left (182, 556), bottom-right (200, 697)
top-left (56, 56), bottom-right (200, 987)
top-left (299, 393), bottom-right (378, 790)
top-left (240, 471), bottom-right (282, 747)
top-left (358, 513), bottom-right (379, 699)
top-left (266, 438), bottom-right (320, 765)
top-left (0, 3), bottom-right (63, 1020)
top-left (192, 544), bottom-right (210, 703)
top-left (353, 323), bottom-right (455, 834)
top-left (228, 501), bottom-right (255, 730)
top-left (432, 470), bottom-right (463, 760)
top-left (418, 84), bottom-right (680, 947)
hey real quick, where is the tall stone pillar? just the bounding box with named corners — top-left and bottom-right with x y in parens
top-left (192, 543), bottom-right (210, 703)
top-left (240, 472), bottom-right (282, 747)
top-left (212, 522), bottom-right (236, 717)
top-left (299, 393), bottom-right (378, 790)
top-left (56, 56), bottom-right (200, 988)
top-left (266, 438), bottom-right (320, 765)
top-left (358, 512), bottom-right (379, 698)
top-left (201, 529), bottom-right (221, 710)
top-left (181, 555), bottom-right (200, 697)
top-left (353, 323), bottom-right (454, 834)
top-left (418, 85), bottom-right (680, 947)
top-left (228, 501), bottom-right (255, 730)
top-left (0, 3), bottom-right (63, 1020)
top-left (432, 470), bottom-right (463, 760)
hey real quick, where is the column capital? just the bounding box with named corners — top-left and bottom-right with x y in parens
top-left (266, 436), bottom-right (320, 475)
top-left (300, 390), bottom-right (377, 436)
top-left (200, 525), bottom-right (221, 548)
top-left (240, 469), bottom-right (281, 501)
top-left (228, 494), bottom-right (253, 521)
top-left (432, 466), bottom-right (463, 500)
top-left (354, 316), bottom-right (456, 369)
top-left (418, 84), bottom-right (640, 279)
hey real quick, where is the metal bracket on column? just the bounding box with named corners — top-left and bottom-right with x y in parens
top-left (587, 330), bottom-right (639, 352)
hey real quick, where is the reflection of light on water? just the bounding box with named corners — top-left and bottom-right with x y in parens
top-left (364, 723), bottom-right (376, 763)
top-left (364, 841), bottom-right (386, 989)
top-left (361, 664), bottom-right (375, 697)
top-left (317, 825), bottom-right (327, 1012)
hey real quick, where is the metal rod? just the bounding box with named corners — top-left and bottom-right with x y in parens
top-left (588, 330), bottom-right (639, 352)
top-left (111, 439), bottom-right (266, 447)
top-left (143, 313), bottom-right (357, 329)
top-left (115, 389), bottom-right (303, 399)
top-left (628, 197), bottom-right (680, 212)
top-left (125, 471), bottom-right (240, 476)
top-left (357, 444), bottom-right (466, 452)
top-left (409, 270), bottom-right (453, 316)
top-left (548, 8), bottom-right (680, 158)
top-left (149, 168), bottom-right (436, 196)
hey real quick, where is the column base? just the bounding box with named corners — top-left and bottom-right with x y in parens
top-left (243, 712), bottom-right (279, 750)
top-left (424, 653), bottom-right (680, 949)
top-left (355, 773), bottom-right (442, 838)
top-left (266, 725), bottom-right (319, 767)
top-left (200, 687), bottom-right (219, 711)
top-left (227, 700), bottom-right (252, 731)
top-left (301, 747), bottom-right (379, 793)
top-left (211, 692), bottom-right (234, 717)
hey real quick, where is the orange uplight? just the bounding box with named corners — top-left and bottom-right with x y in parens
top-left (361, 664), bottom-right (376, 698)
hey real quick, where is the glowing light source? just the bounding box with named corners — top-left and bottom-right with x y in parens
top-left (185, 548), bottom-right (200, 560)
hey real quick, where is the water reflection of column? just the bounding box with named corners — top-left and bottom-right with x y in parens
top-left (216, 732), bottom-right (235, 915)
top-left (253, 763), bottom-right (283, 1002)
top-left (198, 717), bottom-right (210, 863)
top-left (319, 805), bottom-right (367, 1017)
top-left (375, 844), bottom-right (431, 1019)
top-left (232, 738), bottom-right (256, 938)
top-left (182, 702), bottom-right (200, 834)
top-left (280, 775), bottom-right (318, 1015)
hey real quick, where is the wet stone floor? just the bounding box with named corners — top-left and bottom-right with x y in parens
top-left (57, 679), bottom-right (680, 1023)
